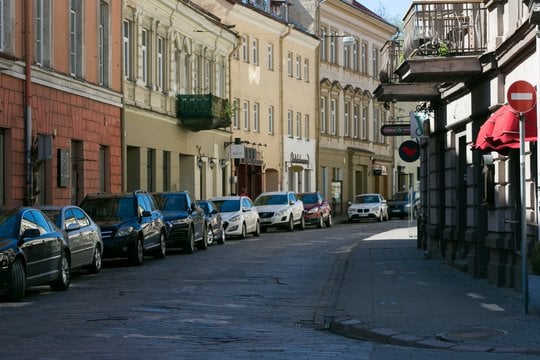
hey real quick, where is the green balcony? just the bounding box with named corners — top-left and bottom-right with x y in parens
top-left (176, 94), bottom-right (232, 132)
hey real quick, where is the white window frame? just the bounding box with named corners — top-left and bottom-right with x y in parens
top-left (98, 1), bottom-right (109, 86)
top-left (69, 0), bottom-right (83, 77)
top-left (268, 105), bottom-right (274, 134)
top-left (320, 26), bottom-right (327, 61)
top-left (362, 105), bottom-right (368, 140)
top-left (35, 0), bottom-right (51, 67)
top-left (352, 41), bottom-right (359, 72)
top-left (123, 19), bottom-right (132, 79)
top-left (320, 96), bottom-right (326, 134)
top-left (242, 36), bottom-right (249, 62)
top-left (330, 99), bottom-right (337, 135)
top-left (157, 36), bottom-right (164, 91)
top-left (304, 114), bottom-right (309, 140)
top-left (353, 104), bottom-right (359, 138)
top-left (344, 102), bottom-right (350, 136)
top-left (329, 31), bottom-right (336, 63)
top-left (287, 52), bottom-right (293, 77)
top-left (233, 98), bottom-right (240, 129)
top-left (251, 38), bottom-right (258, 65)
top-left (296, 55), bottom-right (301, 80)
top-left (243, 101), bottom-right (250, 131)
top-left (361, 42), bottom-right (367, 74)
top-left (253, 102), bottom-right (260, 132)
top-left (372, 46), bottom-right (379, 79)
top-left (267, 43), bottom-right (273, 70)
top-left (141, 28), bottom-right (148, 84)
top-left (303, 58), bottom-right (309, 82)
top-left (287, 110), bottom-right (293, 137)
top-left (296, 112), bottom-right (301, 138)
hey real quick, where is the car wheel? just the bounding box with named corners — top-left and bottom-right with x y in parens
top-left (196, 224), bottom-right (208, 250)
top-left (298, 215), bottom-right (305, 231)
top-left (326, 214), bottom-right (333, 228)
top-left (253, 221), bottom-right (260, 237)
top-left (6, 258), bottom-right (26, 302)
top-left (50, 251), bottom-right (70, 291)
top-left (287, 215), bottom-right (294, 232)
top-left (240, 223), bottom-right (247, 239)
top-left (316, 215), bottom-right (324, 229)
top-left (378, 212), bottom-right (383, 222)
top-left (129, 236), bottom-right (144, 266)
top-left (182, 227), bottom-right (195, 254)
top-left (217, 225), bottom-right (226, 245)
top-left (206, 225), bottom-right (214, 246)
top-left (153, 231), bottom-right (166, 259)
top-left (87, 244), bottom-right (102, 274)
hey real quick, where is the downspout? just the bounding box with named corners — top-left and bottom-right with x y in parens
top-left (24, 0), bottom-right (33, 205)
top-left (279, 24), bottom-right (292, 190)
top-left (228, 31), bottom-right (241, 195)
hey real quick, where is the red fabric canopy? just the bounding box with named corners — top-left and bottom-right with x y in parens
top-left (473, 104), bottom-right (537, 153)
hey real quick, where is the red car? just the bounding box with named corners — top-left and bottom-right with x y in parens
top-left (298, 192), bottom-right (333, 228)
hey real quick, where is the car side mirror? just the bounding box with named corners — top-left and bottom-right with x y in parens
top-left (66, 222), bottom-right (81, 232)
top-left (348, 201), bottom-right (352, 206)
top-left (141, 210), bottom-right (151, 217)
top-left (21, 228), bottom-right (40, 239)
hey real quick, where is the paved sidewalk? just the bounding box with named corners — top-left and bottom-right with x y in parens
top-left (329, 225), bottom-right (540, 355)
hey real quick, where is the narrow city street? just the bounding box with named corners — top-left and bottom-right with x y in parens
top-left (0, 220), bottom-right (534, 359)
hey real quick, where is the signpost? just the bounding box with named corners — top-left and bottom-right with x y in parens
top-left (380, 124), bottom-right (410, 136)
top-left (507, 80), bottom-right (536, 314)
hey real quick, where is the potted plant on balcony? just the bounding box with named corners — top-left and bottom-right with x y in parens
top-left (437, 42), bottom-right (450, 57)
top-left (529, 241), bottom-right (540, 314)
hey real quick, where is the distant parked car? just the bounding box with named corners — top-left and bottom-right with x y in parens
top-left (388, 191), bottom-right (420, 219)
top-left (210, 195), bottom-right (260, 239)
top-left (152, 191), bottom-right (207, 253)
top-left (80, 190), bottom-right (167, 266)
top-left (0, 207), bottom-right (70, 302)
top-left (198, 200), bottom-right (225, 245)
top-left (254, 191), bottom-right (304, 232)
top-left (347, 193), bottom-right (388, 222)
top-left (298, 191), bottom-right (333, 228)
top-left (37, 205), bottom-right (103, 274)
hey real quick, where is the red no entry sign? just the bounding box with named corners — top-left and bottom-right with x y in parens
top-left (507, 80), bottom-right (536, 113)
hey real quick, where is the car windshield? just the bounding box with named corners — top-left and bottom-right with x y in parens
top-left (154, 194), bottom-right (188, 211)
top-left (354, 195), bottom-right (380, 204)
top-left (0, 210), bottom-right (17, 237)
top-left (392, 193), bottom-right (409, 201)
top-left (255, 194), bottom-right (288, 206)
top-left (81, 197), bottom-right (136, 220)
top-left (40, 209), bottom-right (62, 227)
top-left (298, 193), bottom-right (318, 204)
top-left (213, 199), bottom-right (240, 212)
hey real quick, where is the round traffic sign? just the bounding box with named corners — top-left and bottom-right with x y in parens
top-left (507, 80), bottom-right (536, 113)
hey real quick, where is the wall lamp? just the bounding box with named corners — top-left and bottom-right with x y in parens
top-left (197, 157), bottom-right (204, 168)
top-left (209, 158), bottom-right (216, 169)
top-left (219, 159), bottom-right (228, 169)
top-left (323, 34), bottom-right (355, 46)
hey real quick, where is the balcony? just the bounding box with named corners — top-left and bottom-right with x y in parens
top-left (176, 94), bottom-right (232, 132)
top-left (374, 1), bottom-right (487, 103)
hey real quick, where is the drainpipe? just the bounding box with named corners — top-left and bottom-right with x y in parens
top-left (228, 31), bottom-right (241, 195)
top-left (279, 24), bottom-right (292, 190)
top-left (24, 0), bottom-right (33, 205)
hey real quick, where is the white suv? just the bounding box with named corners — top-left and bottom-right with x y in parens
top-left (254, 191), bottom-right (305, 232)
top-left (210, 195), bottom-right (261, 239)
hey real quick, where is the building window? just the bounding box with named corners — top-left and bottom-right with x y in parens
top-left (233, 98), bottom-right (240, 129)
top-left (163, 151), bottom-right (170, 191)
top-left (141, 29), bottom-right (148, 84)
top-left (193, 54), bottom-right (200, 93)
top-left (296, 112), bottom-right (302, 138)
top-left (372, 46), bottom-right (379, 79)
top-left (287, 52), bottom-right (293, 77)
top-left (329, 31), bottom-right (336, 63)
top-left (157, 36), bottom-right (165, 91)
top-left (267, 43), bottom-right (274, 70)
top-left (69, 0), bottom-right (83, 77)
top-left (35, 0), bottom-right (51, 67)
top-left (98, 1), bottom-right (109, 86)
top-left (304, 114), bottom-right (309, 140)
top-left (352, 41), bottom-right (359, 71)
top-left (320, 26), bottom-right (327, 61)
top-left (373, 108), bottom-right (380, 142)
top-left (99, 145), bottom-right (109, 193)
top-left (362, 105), bottom-right (368, 140)
top-left (204, 58), bottom-right (212, 94)
top-left (330, 99), bottom-right (337, 135)
top-left (184, 55), bottom-right (192, 93)
top-left (242, 36), bottom-right (249, 62)
top-left (243, 101), bottom-right (250, 131)
top-left (287, 110), bottom-right (293, 137)
top-left (303, 58), bottom-right (309, 82)
top-left (361, 42), bottom-right (367, 74)
top-left (344, 102), bottom-right (350, 136)
top-left (343, 42), bottom-right (350, 68)
top-left (251, 38), bottom-right (258, 65)
top-left (296, 55), bottom-right (301, 79)
top-left (253, 102), bottom-right (260, 132)
top-left (123, 19), bottom-right (132, 79)
top-left (216, 59), bottom-right (225, 98)
top-left (147, 148), bottom-right (155, 192)
top-left (320, 96), bottom-right (326, 134)
top-left (268, 105), bottom-right (274, 134)
top-left (353, 104), bottom-right (359, 138)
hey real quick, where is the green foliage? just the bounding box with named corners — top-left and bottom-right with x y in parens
top-left (531, 241), bottom-right (540, 275)
top-left (437, 42), bottom-right (450, 57)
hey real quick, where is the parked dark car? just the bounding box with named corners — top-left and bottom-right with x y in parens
top-left (152, 191), bottom-right (207, 253)
top-left (80, 190), bottom-right (166, 266)
top-left (0, 207), bottom-right (70, 302)
top-left (37, 205), bottom-right (103, 274)
top-left (298, 191), bottom-right (333, 228)
top-left (198, 200), bottom-right (225, 245)
top-left (388, 191), bottom-right (420, 219)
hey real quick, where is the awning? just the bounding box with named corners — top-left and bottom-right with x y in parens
top-left (473, 104), bottom-right (537, 153)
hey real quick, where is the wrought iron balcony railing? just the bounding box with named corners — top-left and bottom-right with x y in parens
top-left (402, 1), bottom-right (487, 59)
top-left (176, 94), bottom-right (232, 132)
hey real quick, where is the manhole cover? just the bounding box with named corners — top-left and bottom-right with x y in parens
top-left (437, 328), bottom-right (507, 342)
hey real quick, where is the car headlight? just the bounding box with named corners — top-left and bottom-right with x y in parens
top-left (170, 218), bottom-right (190, 225)
top-left (116, 226), bottom-right (135, 237)
top-left (307, 207), bottom-right (319, 214)
top-left (276, 209), bottom-right (288, 216)
top-left (372, 207), bottom-right (380, 212)
top-left (404, 204), bottom-right (411, 209)
top-left (229, 215), bottom-right (241, 223)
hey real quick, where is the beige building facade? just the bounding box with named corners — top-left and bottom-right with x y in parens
top-left (317, 0), bottom-right (397, 214)
top-left (122, 0), bottom-right (236, 200)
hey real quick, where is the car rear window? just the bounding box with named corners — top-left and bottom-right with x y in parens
top-left (255, 194), bottom-right (287, 205)
top-left (81, 197), bottom-right (136, 220)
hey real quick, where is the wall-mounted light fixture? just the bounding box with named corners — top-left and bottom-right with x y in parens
top-left (323, 34), bottom-right (355, 46)
top-left (197, 157), bottom-right (204, 168)
top-left (219, 159), bottom-right (227, 169)
top-left (209, 158), bottom-right (216, 169)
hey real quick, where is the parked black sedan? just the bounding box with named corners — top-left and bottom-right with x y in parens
top-left (198, 200), bottom-right (225, 245)
top-left (0, 207), bottom-right (71, 302)
top-left (37, 205), bottom-right (103, 274)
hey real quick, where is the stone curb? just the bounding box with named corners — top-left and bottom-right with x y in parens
top-left (329, 318), bottom-right (540, 355)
